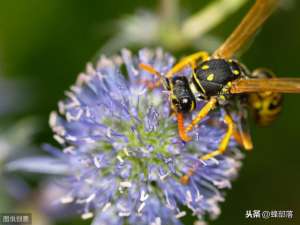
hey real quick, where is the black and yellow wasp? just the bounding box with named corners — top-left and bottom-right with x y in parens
top-left (139, 0), bottom-right (300, 184)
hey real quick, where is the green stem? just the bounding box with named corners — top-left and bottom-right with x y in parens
top-left (181, 0), bottom-right (249, 41)
top-left (159, 0), bottom-right (180, 24)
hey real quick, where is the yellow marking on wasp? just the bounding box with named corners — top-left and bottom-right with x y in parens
top-left (201, 65), bottom-right (209, 70)
top-left (228, 59), bottom-right (233, 63)
top-left (207, 73), bottom-right (215, 81)
top-left (190, 101), bottom-right (195, 112)
top-left (254, 101), bottom-right (261, 109)
top-left (192, 71), bottom-right (206, 93)
top-left (227, 81), bottom-right (232, 87)
top-left (233, 70), bottom-right (240, 75)
top-left (169, 79), bottom-right (174, 91)
top-left (220, 95), bottom-right (226, 101)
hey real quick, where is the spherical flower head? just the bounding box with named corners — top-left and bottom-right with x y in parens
top-left (49, 48), bottom-right (243, 225)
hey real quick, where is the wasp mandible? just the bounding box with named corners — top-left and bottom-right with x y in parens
top-left (139, 0), bottom-right (300, 184)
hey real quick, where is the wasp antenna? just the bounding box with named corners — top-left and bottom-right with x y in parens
top-left (139, 63), bottom-right (162, 78)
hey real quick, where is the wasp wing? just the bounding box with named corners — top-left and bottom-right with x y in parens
top-left (213, 0), bottom-right (278, 59)
top-left (230, 78), bottom-right (300, 94)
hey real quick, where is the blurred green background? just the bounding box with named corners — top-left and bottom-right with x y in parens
top-left (0, 0), bottom-right (299, 225)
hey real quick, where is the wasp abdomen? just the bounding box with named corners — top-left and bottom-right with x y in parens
top-left (248, 68), bottom-right (283, 126)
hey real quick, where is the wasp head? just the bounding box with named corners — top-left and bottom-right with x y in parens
top-left (169, 76), bottom-right (196, 113)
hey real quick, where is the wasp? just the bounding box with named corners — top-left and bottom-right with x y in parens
top-left (139, 0), bottom-right (300, 184)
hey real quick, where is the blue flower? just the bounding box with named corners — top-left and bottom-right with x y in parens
top-left (47, 48), bottom-right (242, 224)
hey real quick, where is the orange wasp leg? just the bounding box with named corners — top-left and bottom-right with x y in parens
top-left (177, 113), bottom-right (192, 142)
top-left (166, 51), bottom-right (209, 79)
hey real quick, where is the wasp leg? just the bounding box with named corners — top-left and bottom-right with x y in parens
top-left (231, 108), bottom-right (254, 151)
top-left (180, 113), bottom-right (234, 185)
top-left (232, 128), bottom-right (253, 151)
top-left (166, 51), bottom-right (209, 78)
top-left (201, 114), bottom-right (234, 160)
top-left (185, 97), bottom-right (217, 133)
top-left (177, 112), bottom-right (192, 142)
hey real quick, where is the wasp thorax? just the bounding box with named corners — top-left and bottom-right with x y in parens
top-left (192, 59), bottom-right (242, 98)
